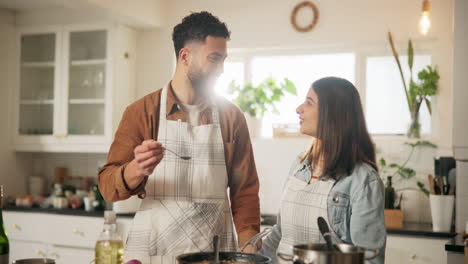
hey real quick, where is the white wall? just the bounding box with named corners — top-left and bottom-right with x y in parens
top-left (136, 0), bottom-right (453, 153)
top-left (134, 0), bottom-right (453, 221)
top-left (452, 0), bottom-right (468, 233)
top-left (1, 0), bottom-right (455, 223)
top-left (14, 0), bottom-right (166, 27)
top-left (0, 9), bottom-right (28, 197)
top-left (30, 153), bottom-right (107, 193)
top-left (84, 0), bottom-right (166, 27)
top-left (254, 136), bottom-right (435, 222)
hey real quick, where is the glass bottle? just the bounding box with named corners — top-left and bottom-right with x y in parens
top-left (95, 210), bottom-right (124, 264)
top-left (385, 176), bottom-right (396, 209)
top-left (0, 185), bottom-right (10, 263)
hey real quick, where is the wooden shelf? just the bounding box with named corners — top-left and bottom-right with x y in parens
top-left (70, 59), bottom-right (106, 66)
top-left (21, 62), bottom-right (54, 68)
top-left (20, 99), bottom-right (54, 105)
top-left (69, 98), bottom-right (105, 104)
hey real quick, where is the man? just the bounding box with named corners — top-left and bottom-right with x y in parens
top-left (98, 11), bottom-right (260, 263)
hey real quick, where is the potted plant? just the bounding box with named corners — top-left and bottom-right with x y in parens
top-left (379, 140), bottom-right (437, 228)
top-left (227, 77), bottom-right (297, 137)
top-left (388, 32), bottom-right (440, 138)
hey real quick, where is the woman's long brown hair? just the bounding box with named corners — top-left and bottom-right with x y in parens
top-left (301, 77), bottom-right (377, 178)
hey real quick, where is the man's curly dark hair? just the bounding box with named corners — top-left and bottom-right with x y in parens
top-left (172, 11), bottom-right (231, 59)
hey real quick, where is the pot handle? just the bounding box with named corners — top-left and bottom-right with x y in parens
top-left (239, 227), bottom-right (273, 253)
top-left (277, 252), bottom-right (294, 262)
top-left (364, 248), bottom-right (380, 260)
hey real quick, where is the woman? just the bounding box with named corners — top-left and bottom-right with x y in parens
top-left (260, 77), bottom-right (386, 264)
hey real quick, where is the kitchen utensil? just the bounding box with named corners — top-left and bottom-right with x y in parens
top-left (442, 176), bottom-right (449, 195)
top-left (429, 194), bottom-right (455, 232)
top-left (428, 174), bottom-right (435, 194)
top-left (448, 168), bottom-right (456, 195)
top-left (177, 252), bottom-right (271, 264)
top-left (435, 176), bottom-right (444, 195)
top-left (277, 243), bottom-right (380, 264)
top-left (438, 176), bottom-right (445, 195)
top-left (163, 147), bottom-right (192, 160)
top-left (239, 227), bottom-right (273, 253)
top-left (13, 259), bottom-right (55, 264)
top-left (213, 235), bottom-right (220, 264)
top-left (151, 115), bottom-right (192, 160)
top-left (29, 176), bottom-right (44, 196)
top-left (317, 217), bottom-right (336, 252)
top-left (177, 229), bottom-right (273, 264)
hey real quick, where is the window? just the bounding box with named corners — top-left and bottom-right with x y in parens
top-left (215, 61), bottom-right (244, 99)
top-left (215, 49), bottom-right (433, 137)
top-left (365, 55), bottom-right (432, 135)
top-left (250, 53), bottom-right (355, 125)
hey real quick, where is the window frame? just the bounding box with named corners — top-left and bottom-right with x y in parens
top-left (223, 42), bottom-right (436, 138)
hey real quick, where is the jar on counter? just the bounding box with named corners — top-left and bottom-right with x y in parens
top-left (53, 196), bottom-right (68, 209)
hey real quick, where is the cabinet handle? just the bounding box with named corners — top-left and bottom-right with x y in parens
top-left (50, 251), bottom-right (60, 259)
top-left (72, 228), bottom-right (84, 237)
top-left (410, 253), bottom-right (417, 260)
top-left (12, 223), bottom-right (21, 231)
top-left (35, 249), bottom-right (46, 257)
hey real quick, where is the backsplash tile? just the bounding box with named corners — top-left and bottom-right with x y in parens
top-left (27, 136), bottom-right (441, 224)
top-left (29, 153), bottom-right (107, 194)
top-left (455, 161), bottom-right (468, 232)
top-left (253, 136), bottom-right (437, 223)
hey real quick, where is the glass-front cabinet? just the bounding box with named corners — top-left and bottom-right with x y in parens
top-left (15, 24), bottom-right (136, 152)
top-left (19, 32), bottom-right (58, 136)
top-left (67, 30), bottom-right (107, 136)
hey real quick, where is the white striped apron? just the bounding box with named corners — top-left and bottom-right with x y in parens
top-left (277, 167), bottom-right (340, 259)
top-left (124, 85), bottom-right (237, 264)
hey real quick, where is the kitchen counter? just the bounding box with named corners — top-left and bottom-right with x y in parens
top-left (4, 205), bottom-right (135, 218)
top-left (387, 222), bottom-right (456, 238)
top-left (260, 214), bottom-right (456, 239)
top-left (4, 208), bottom-right (459, 240)
top-left (445, 234), bottom-right (466, 253)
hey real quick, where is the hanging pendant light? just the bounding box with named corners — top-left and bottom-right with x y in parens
top-left (419, 0), bottom-right (431, 35)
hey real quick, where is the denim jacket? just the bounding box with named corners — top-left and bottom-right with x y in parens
top-left (260, 155), bottom-right (386, 264)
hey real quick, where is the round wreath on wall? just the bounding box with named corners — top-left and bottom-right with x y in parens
top-left (291, 1), bottom-right (319, 33)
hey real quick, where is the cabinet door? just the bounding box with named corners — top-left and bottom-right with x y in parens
top-left (64, 28), bottom-right (108, 137)
top-left (50, 245), bottom-right (95, 264)
top-left (4, 212), bottom-right (48, 242)
top-left (18, 31), bottom-right (60, 136)
top-left (386, 235), bottom-right (448, 264)
top-left (9, 240), bottom-right (49, 263)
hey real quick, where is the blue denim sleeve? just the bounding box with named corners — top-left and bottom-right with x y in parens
top-left (350, 171), bottom-right (386, 264)
top-left (259, 214), bottom-right (282, 264)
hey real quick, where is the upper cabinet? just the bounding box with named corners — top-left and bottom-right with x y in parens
top-left (14, 23), bottom-right (136, 152)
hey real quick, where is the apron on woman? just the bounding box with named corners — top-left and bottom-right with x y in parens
top-left (277, 165), bottom-right (341, 259)
top-left (124, 85), bottom-right (238, 264)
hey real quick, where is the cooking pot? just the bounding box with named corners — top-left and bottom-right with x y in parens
top-left (177, 228), bottom-right (273, 264)
top-left (12, 259), bottom-right (55, 264)
top-left (277, 243), bottom-right (379, 264)
top-left (177, 251), bottom-right (271, 264)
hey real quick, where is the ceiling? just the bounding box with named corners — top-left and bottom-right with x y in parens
top-left (0, 0), bottom-right (91, 10)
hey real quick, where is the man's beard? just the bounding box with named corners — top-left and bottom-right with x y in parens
top-left (188, 67), bottom-right (217, 96)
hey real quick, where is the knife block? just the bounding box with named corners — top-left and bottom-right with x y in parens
top-left (384, 209), bottom-right (403, 229)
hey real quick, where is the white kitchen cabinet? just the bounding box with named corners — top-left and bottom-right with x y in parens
top-left (8, 240), bottom-right (48, 263)
top-left (4, 211), bottom-right (133, 264)
top-left (14, 22), bottom-right (136, 153)
top-left (385, 234), bottom-right (449, 264)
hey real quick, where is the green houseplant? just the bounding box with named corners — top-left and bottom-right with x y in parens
top-left (227, 77), bottom-right (297, 118)
top-left (379, 140), bottom-right (436, 228)
top-left (227, 77), bottom-right (297, 137)
top-left (379, 140), bottom-right (437, 198)
top-left (388, 32), bottom-right (440, 138)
